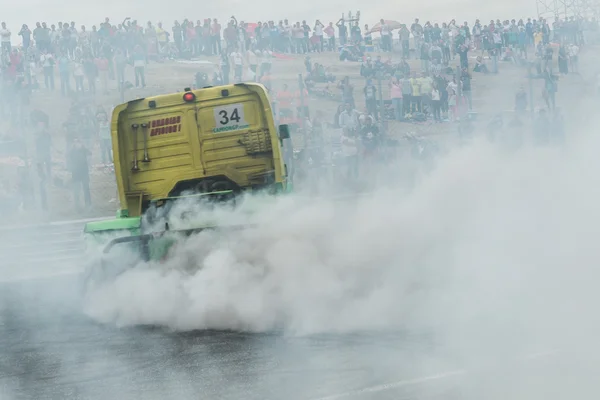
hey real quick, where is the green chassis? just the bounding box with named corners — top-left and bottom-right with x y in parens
top-left (84, 190), bottom-right (280, 263)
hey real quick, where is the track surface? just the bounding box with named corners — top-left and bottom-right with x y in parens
top-left (0, 220), bottom-right (597, 400)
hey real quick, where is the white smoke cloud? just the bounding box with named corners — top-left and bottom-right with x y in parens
top-left (82, 127), bottom-right (600, 353)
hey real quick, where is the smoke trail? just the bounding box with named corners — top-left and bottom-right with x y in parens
top-left (81, 124), bottom-right (600, 346)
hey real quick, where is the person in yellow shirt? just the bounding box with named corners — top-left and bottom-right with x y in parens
top-left (156, 22), bottom-right (170, 55)
top-left (534, 30), bottom-right (543, 47)
top-left (418, 73), bottom-right (433, 116)
top-left (410, 72), bottom-right (422, 113)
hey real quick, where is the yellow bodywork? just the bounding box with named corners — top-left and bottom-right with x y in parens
top-left (110, 83), bottom-right (287, 217)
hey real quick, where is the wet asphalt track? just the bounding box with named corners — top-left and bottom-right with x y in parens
top-left (0, 220), bottom-right (598, 400)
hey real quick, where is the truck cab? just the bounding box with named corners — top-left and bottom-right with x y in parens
top-left (84, 82), bottom-right (291, 249)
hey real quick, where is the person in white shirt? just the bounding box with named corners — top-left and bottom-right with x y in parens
top-left (50, 24), bottom-right (59, 44)
top-left (246, 49), bottom-right (258, 81)
top-left (379, 19), bottom-right (391, 52)
top-left (338, 102), bottom-right (359, 133)
top-left (73, 61), bottom-right (85, 92)
top-left (431, 82), bottom-right (442, 122)
top-left (0, 22), bottom-right (11, 54)
top-left (569, 44), bottom-right (579, 73)
top-left (40, 51), bottom-right (55, 90)
top-left (283, 20), bottom-right (292, 52)
top-left (314, 20), bottom-right (324, 52)
top-left (230, 50), bottom-right (243, 82)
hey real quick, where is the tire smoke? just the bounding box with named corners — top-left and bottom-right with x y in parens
top-left (82, 130), bottom-right (600, 350)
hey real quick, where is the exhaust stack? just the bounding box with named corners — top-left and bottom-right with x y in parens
top-left (131, 123), bottom-right (140, 171)
top-left (141, 122), bottom-right (151, 163)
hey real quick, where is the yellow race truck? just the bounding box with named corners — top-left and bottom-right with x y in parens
top-left (83, 83), bottom-right (292, 277)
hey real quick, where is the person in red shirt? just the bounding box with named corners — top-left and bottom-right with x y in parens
top-left (223, 22), bottom-right (237, 52)
top-left (211, 19), bottom-right (222, 55)
top-left (186, 21), bottom-right (196, 54)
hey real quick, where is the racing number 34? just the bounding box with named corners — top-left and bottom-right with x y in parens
top-left (218, 108), bottom-right (241, 125)
top-left (212, 103), bottom-right (248, 133)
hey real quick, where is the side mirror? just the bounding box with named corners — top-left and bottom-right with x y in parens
top-left (278, 124), bottom-right (290, 140)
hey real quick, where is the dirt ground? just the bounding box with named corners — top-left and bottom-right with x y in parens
top-left (11, 45), bottom-right (597, 224)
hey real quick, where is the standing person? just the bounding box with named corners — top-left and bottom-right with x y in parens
top-left (97, 111), bottom-right (112, 164)
top-left (33, 22), bottom-right (48, 53)
top-left (340, 128), bottom-right (359, 182)
top-left (246, 48), bottom-right (258, 81)
top-left (542, 69), bottom-right (557, 110)
top-left (460, 67), bottom-right (472, 110)
top-left (156, 22), bottom-right (170, 56)
top-left (83, 56), bottom-right (98, 94)
top-left (411, 19), bottom-right (424, 57)
top-left (363, 79), bottom-right (378, 120)
top-left (223, 21), bottom-right (237, 53)
top-left (40, 50), bottom-right (55, 90)
top-left (399, 25), bottom-right (410, 59)
top-left (431, 81), bottom-right (442, 122)
top-left (219, 52), bottom-right (230, 84)
top-left (0, 22), bottom-right (11, 54)
top-left (211, 19), bottom-right (222, 55)
top-left (338, 102), bottom-right (359, 133)
top-left (336, 19), bottom-right (347, 46)
top-left (569, 42), bottom-right (579, 74)
top-left (446, 78), bottom-right (458, 121)
top-left (325, 22), bottom-right (335, 51)
top-left (410, 72), bottom-right (422, 113)
top-left (457, 43), bottom-right (469, 70)
top-left (400, 73), bottom-right (412, 116)
top-left (338, 76), bottom-right (355, 108)
top-left (172, 21), bottom-right (183, 54)
top-left (73, 58), bottom-right (85, 92)
top-left (314, 20), bottom-right (324, 52)
top-left (57, 53), bottom-right (71, 96)
top-left (19, 24), bottom-right (32, 51)
top-left (230, 47), bottom-right (243, 83)
top-left (132, 45), bottom-right (146, 88)
top-left (558, 44), bottom-right (568, 75)
top-left (301, 20), bottom-right (311, 53)
top-left (390, 76), bottom-right (404, 121)
top-left (379, 19), bottom-right (391, 52)
top-left (202, 19), bottom-right (212, 55)
top-left (67, 137), bottom-right (92, 211)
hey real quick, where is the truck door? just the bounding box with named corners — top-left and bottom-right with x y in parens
top-left (196, 98), bottom-right (276, 188)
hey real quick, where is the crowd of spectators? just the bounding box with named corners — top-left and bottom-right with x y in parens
top-left (0, 13), bottom-right (593, 212)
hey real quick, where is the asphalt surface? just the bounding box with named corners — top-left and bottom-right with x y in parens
top-left (0, 220), bottom-right (598, 400)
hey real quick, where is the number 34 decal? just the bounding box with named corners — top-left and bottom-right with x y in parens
top-left (218, 108), bottom-right (241, 125)
top-left (212, 103), bottom-right (249, 133)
